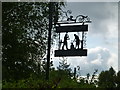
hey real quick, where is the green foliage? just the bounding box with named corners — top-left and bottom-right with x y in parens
top-left (115, 71), bottom-right (120, 88)
top-left (2, 70), bottom-right (96, 88)
top-left (98, 67), bottom-right (116, 88)
top-left (57, 57), bottom-right (72, 76)
top-left (2, 2), bottom-right (46, 80)
top-left (2, 2), bottom-right (65, 81)
top-left (2, 57), bottom-right (97, 88)
top-left (3, 74), bottom-right (47, 88)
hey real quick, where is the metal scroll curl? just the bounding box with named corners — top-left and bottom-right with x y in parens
top-left (59, 10), bottom-right (92, 24)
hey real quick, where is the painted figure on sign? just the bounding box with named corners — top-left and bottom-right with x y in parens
top-left (70, 42), bottom-right (75, 50)
top-left (62, 32), bottom-right (69, 50)
top-left (74, 34), bottom-right (80, 49)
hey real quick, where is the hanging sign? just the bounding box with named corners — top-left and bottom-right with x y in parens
top-left (56, 25), bottom-right (88, 33)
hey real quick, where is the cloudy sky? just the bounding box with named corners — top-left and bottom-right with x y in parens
top-left (52, 2), bottom-right (118, 75)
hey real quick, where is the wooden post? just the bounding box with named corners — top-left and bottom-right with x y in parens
top-left (73, 67), bottom-right (76, 79)
top-left (46, 2), bottom-right (53, 80)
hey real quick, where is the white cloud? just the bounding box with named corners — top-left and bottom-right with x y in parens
top-left (88, 47), bottom-right (118, 72)
top-left (88, 47), bottom-right (110, 62)
top-left (85, 47), bottom-right (110, 73)
top-left (90, 54), bottom-right (102, 65)
top-left (52, 46), bottom-right (118, 75)
top-left (107, 53), bottom-right (118, 71)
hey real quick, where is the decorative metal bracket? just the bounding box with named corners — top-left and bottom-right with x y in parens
top-left (58, 10), bottom-right (92, 25)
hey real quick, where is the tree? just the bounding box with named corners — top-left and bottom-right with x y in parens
top-left (57, 58), bottom-right (71, 71)
top-left (98, 67), bottom-right (116, 88)
top-left (2, 2), bottom-right (65, 80)
top-left (116, 71), bottom-right (120, 88)
top-left (57, 57), bottom-right (72, 77)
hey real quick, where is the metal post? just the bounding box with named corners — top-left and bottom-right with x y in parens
top-left (46, 2), bottom-right (53, 80)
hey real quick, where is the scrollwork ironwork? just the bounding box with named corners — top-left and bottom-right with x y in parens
top-left (60, 10), bottom-right (91, 24)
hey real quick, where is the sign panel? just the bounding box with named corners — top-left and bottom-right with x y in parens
top-left (55, 25), bottom-right (88, 33)
top-left (55, 49), bottom-right (87, 57)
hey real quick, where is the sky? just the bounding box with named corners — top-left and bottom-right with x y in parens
top-left (51, 2), bottom-right (118, 75)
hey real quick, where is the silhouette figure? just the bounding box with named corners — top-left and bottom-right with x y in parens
top-left (74, 34), bottom-right (80, 49)
top-left (62, 32), bottom-right (69, 50)
top-left (70, 42), bottom-right (75, 50)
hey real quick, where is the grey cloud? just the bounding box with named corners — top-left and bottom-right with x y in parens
top-left (52, 47), bottom-right (117, 75)
top-left (64, 2), bottom-right (118, 36)
top-left (88, 47), bottom-right (111, 62)
top-left (63, 47), bottom-right (115, 75)
top-left (83, 47), bottom-right (111, 75)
